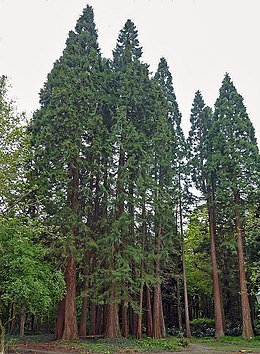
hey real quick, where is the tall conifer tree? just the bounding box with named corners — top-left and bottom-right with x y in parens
top-left (209, 74), bottom-right (259, 339)
top-left (30, 5), bottom-right (101, 340)
top-left (155, 58), bottom-right (191, 337)
top-left (187, 91), bottom-right (225, 338)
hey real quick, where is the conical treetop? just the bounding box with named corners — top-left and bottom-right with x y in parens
top-left (113, 19), bottom-right (142, 68)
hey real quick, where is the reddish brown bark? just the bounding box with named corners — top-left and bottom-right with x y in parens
top-left (56, 162), bottom-right (79, 340)
top-left (79, 263), bottom-right (89, 337)
top-left (55, 299), bottom-right (65, 340)
top-left (208, 190), bottom-right (225, 339)
top-left (90, 303), bottom-right (97, 335)
top-left (136, 270), bottom-right (144, 339)
top-left (10, 303), bottom-right (16, 334)
top-left (152, 222), bottom-right (165, 339)
top-left (145, 284), bottom-right (153, 337)
top-left (129, 306), bottom-right (138, 336)
top-left (235, 192), bottom-right (254, 339)
top-left (179, 201), bottom-right (191, 337)
top-left (62, 252), bottom-right (78, 340)
top-left (121, 297), bottom-right (128, 338)
top-left (152, 284), bottom-right (162, 338)
top-left (96, 305), bottom-right (103, 335)
top-left (104, 284), bottom-right (120, 338)
top-left (20, 311), bottom-right (25, 338)
top-left (158, 287), bottom-right (166, 337)
top-left (79, 295), bottom-right (88, 337)
top-left (176, 276), bottom-right (183, 332)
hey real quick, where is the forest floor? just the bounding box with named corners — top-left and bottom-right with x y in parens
top-left (8, 342), bottom-right (260, 354)
top-left (6, 336), bottom-right (260, 354)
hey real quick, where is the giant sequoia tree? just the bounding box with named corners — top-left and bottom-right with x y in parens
top-left (31, 5), bottom-right (102, 340)
top-left (187, 91), bottom-right (225, 338)
top-left (209, 74), bottom-right (259, 339)
top-left (154, 57), bottom-right (188, 337)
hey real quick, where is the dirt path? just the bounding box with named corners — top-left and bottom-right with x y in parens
top-left (9, 343), bottom-right (257, 354)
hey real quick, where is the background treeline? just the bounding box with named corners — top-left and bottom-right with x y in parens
top-left (0, 5), bottom-right (259, 341)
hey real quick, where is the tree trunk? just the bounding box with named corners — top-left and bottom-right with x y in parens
top-left (20, 311), bottom-right (25, 338)
top-left (179, 191), bottom-right (191, 338)
top-left (10, 303), bottom-right (16, 334)
top-left (79, 264), bottom-right (89, 337)
top-left (152, 284), bottom-right (162, 338)
top-left (96, 305), bottom-right (103, 335)
top-left (176, 276), bottom-right (183, 332)
top-left (121, 296), bottom-right (128, 338)
top-left (62, 252), bottom-right (78, 340)
top-left (136, 267), bottom-right (144, 339)
top-left (235, 192), bottom-right (254, 339)
top-left (104, 284), bottom-right (120, 338)
top-left (129, 306), bottom-right (138, 336)
top-left (0, 320), bottom-right (5, 354)
top-left (90, 303), bottom-right (97, 335)
top-left (152, 222), bottom-right (164, 339)
top-left (208, 189), bottom-right (225, 338)
top-left (55, 299), bottom-right (65, 340)
top-left (145, 284), bottom-right (153, 337)
top-left (159, 287), bottom-right (166, 337)
top-left (56, 162), bottom-right (79, 340)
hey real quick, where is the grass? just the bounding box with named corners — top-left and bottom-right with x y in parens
top-left (6, 335), bottom-right (188, 353)
top-left (6, 334), bottom-right (260, 353)
top-left (194, 335), bottom-right (260, 352)
top-left (61, 337), bottom-right (188, 353)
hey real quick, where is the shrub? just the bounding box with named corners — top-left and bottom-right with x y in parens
top-left (190, 318), bottom-right (215, 337)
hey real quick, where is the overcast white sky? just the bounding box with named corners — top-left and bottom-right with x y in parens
top-left (0, 0), bottom-right (259, 145)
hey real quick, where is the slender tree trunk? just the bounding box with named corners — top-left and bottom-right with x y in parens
top-left (90, 303), bottom-right (97, 335)
top-left (235, 192), bottom-right (254, 339)
top-left (129, 306), bottom-right (138, 336)
top-left (159, 287), bottom-right (166, 337)
top-left (208, 188), bottom-right (225, 338)
top-left (79, 264), bottom-right (89, 337)
top-left (0, 320), bottom-right (5, 354)
top-left (152, 222), bottom-right (165, 338)
top-left (153, 225), bottom-right (164, 338)
top-left (121, 296), bottom-right (128, 338)
top-left (55, 299), bottom-right (65, 340)
top-left (145, 284), bottom-right (153, 337)
top-left (20, 311), bottom-right (25, 338)
top-left (96, 305), bottom-right (103, 335)
top-left (152, 284), bottom-right (162, 338)
top-left (176, 276), bottom-right (183, 332)
top-left (178, 183), bottom-right (191, 338)
top-left (10, 303), bottom-right (16, 334)
top-left (136, 265), bottom-right (144, 339)
top-left (90, 254), bottom-right (97, 336)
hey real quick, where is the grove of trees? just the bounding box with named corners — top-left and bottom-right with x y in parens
top-left (0, 5), bottom-right (259, 343)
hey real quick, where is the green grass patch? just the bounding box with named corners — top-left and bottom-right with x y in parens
top-left (60, 337), bottom-right (188, 353)
top-left (193, 335), bottom-right (260, 352)
top-left (6, 334), bottom-right (187, 353)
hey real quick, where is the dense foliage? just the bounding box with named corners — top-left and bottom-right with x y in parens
top-left (0, 5), bottom-right (259, 342)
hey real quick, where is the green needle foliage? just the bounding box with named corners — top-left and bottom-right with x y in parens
top-left (209, 73), bottom-right (259, 338)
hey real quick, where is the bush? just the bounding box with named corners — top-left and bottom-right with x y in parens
top-left (254, 319), bottom-right (260, 336)
top-left (190, 318), bottom-right (215, 337)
